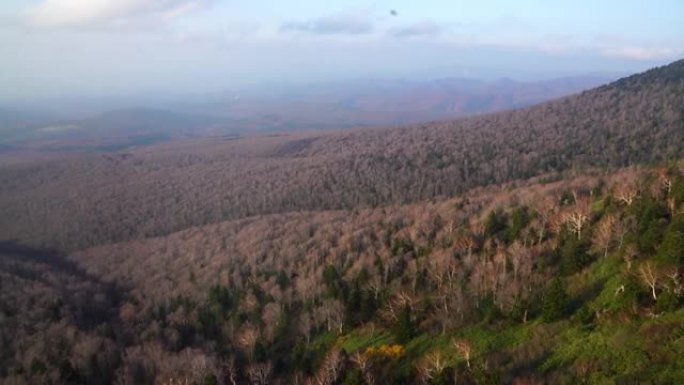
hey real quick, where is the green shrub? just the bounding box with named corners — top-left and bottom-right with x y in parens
top-left (629, 197), bottom-right (669, 254)
top-left (655, 291), bottom-right (680, 313)
top-left (343, 369), bottom-right (364, 385)
top-left (560, 235), bottom-right (592, 275)
top-left (560, 190), bottom-right (576, 206)
top-left (392, 305), bottom-right (416, 343)
top-left (506, 206), bottom-right (530, 243)
top-left (478, 294), bottom-right (502, 323)
top-left (484, 210), bottom-right (508, 240)
top-left (542, 278), bottom-right (569, 322)
top-left (671, 176), bottom-right (684, 207)
top-left (573, 305), bottom-right (595, 328)
top-left (658, 214), bottom-right (684, 265)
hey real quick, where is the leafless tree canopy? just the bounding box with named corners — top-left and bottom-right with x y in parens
top-left (1, 60), bottom-right (683, 385)
top-left (1, 60), bottom-right (682, 252)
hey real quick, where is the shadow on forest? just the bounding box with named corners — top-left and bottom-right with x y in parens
top-left (0, 240), bottom-right (125, 330)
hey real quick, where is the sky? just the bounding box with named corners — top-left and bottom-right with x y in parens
top-left (1, 0), bottom-right (683, 101)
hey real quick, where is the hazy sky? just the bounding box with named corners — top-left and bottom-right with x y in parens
top-left (1, 0), bottom-right (683, 101)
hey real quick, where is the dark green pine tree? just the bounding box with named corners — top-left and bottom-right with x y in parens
top-left (392, 304), bottom-right (415, 343)
top-left (542, 278), bottom-right (570, 322)
top-left (658, 214), bottom-right (684, 266)
top-left (484, 210), bottom-right (507, 239)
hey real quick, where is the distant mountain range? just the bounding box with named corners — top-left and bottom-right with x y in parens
top-left (0, 75), bottom-right (612, 151)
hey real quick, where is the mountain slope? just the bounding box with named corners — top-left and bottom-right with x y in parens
top-left (0, 60), bottom-right (682, 252)
top-left (0, 61), bottom-right (683, 385)
top-left (4, 162), bottom-right (682, 384)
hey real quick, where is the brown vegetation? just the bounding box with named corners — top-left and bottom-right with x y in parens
top-left (0, 60), bottom-right (683, 385)
top-left (0, 60), bottom-right (682, 252)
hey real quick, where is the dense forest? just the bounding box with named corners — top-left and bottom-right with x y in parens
top-left (0, 60), bottom-right (683, 252)
top-left (0, 60), bottom-right (683, 385)
top-left (2, 162), bottom-right (684, 384)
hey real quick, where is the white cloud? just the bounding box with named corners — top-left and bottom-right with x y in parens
top-left (601, 46), bottom-right (680, 61)
top-left (280, 10), bottom-right (374, 35)
top-left (588, 34), bottom-right (682, 61)
top-left (25, 0), bottom-right (212, 28)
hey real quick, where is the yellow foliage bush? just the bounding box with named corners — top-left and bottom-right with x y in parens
top-left (364, 344), bottom-right (405, 359)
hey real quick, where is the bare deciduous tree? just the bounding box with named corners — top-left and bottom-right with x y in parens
top-left (261, 302), bottom-right (282, 342)
top-left (456, 234), bottom-right (476, 258)
top-left (639, 262), bottom-right (659, 300)
top-left (453, 339), bottom-right (473, 369)
top-left (223, 356), bottom-right (238, 385)
top-left (314, 349), bottom-right (342, 385)
top-left (616, 183), bottom-right (638, 206)
top-left (564, 199), bottom-right (590, 240)
top-left (417, 351), bottom-right (448, 385)
top-left (247, 362), bottom-right (273, 385)
top-left (318, 299), bottom-right (345, 333)
top-left (238, 325), bottom-right (260, 360)
top-left (593, 214), bottom-right (617, 257)
top-left (351, 351), bottom-right (375, 385)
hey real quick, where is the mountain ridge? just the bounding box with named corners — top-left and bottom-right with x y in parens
top-left (0, 74), bottom-right (613, 151)
top-left (0, 59), bottom-right (682, 251)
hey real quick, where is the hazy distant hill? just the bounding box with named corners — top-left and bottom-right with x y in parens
top-left (337, 75), bottom-right (610, 114)
top-left (186, 75), bottom-right (611, 132)
top-left (0, 108), bottom-right (223, 151)
top-left (0, 75), bottom-right (610, 151)
top-left (0, 60), bottom-right (680, 251)
top-left (0, 107), bottom-right (56, 141)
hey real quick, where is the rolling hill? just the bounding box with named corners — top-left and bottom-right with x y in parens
top-left (0, 60), bottom-right (681, 251)
top-left (0, 75), bottom-right (610, 152)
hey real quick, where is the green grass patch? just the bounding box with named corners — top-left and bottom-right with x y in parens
top-left (458, 322), bottom-right (534, 358)
top-left (542, 321), bottom-right (670, 381)
top-left (310, 330), bottom-right (338, 353)
top-left (404, 333), bottom-right (454, 362)
top-left (567, 254), bottom-right (622, 295)
top-left (339, 328), bottom-right (393, 353)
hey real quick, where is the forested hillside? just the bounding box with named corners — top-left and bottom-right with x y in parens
top-left (2, 0), bottom-right (683, 380)
top-left (1, 60), bottom-right (684, 385)
top-left (2, 162), bottom-right (683, 384)
top-left (1, 61), bottom-right (683, 252)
